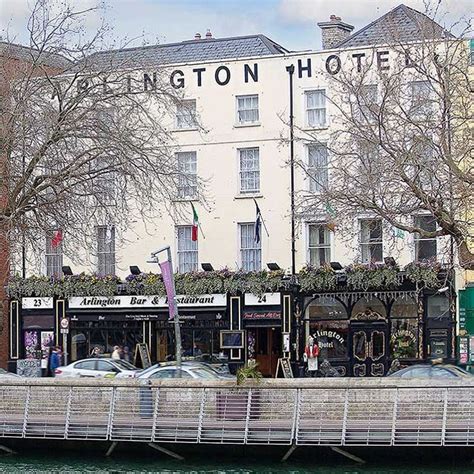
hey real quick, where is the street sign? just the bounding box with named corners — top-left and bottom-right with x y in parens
top-left (60, 317), bottom-right (69, 334)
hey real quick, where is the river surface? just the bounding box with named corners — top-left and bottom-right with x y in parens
top-left (0, 451), bottom-right (472, 473)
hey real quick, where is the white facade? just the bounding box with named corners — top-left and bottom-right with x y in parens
top-left (28, 43), bottom-right (449, 278)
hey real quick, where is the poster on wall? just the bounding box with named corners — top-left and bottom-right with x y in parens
top-left (41, 331), bottom-right (55, 369)
top-left (24, 331), bottom-right (39, 359)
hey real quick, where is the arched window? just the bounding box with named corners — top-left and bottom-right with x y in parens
top-left (390, 297), bottom-right (418, 360)
top-left (351, 297), bottom-right (386, 320)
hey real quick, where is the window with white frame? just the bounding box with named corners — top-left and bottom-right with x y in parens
top-left (305, 90), bottom-right (326, 127)
top-left (97, 225), bottom-right (116, 276)
top-left (236, 95), bottom-right (259, 124)
top-left (177, 226), bottom-right (198, 272)
top-left (239, 223), bottom-right (261, 271)
top-left (95, 156), bottom-right (116, 205)
top-left (307, 144), bottom-right (328, 192)
top-left (409, 81), bottom-right (433, 116)
top-left (45, 230), bottom-right (63, 277)
top-left (239, 148), bottom-right (260, 194)
top-left (177, 151), bottom-right (197, 199)
top-left (176, 100), bottom-right (197, 129)
top-left (308, 224), bottom-right (331, 267)
top-left (360, 219), bottom-right (383, 263)
top-left (357, 84), bottom-right (378, 120)
top-left (414, 215), bottom-right (437, 262)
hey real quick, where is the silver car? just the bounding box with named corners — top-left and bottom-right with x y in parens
top-left (137, 363), bottom-right (223, 380)
top-left (55, 358), bottom-right (138, 378)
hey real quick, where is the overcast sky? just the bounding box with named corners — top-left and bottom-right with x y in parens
top-left (1, 0), bottom-right (471, 52)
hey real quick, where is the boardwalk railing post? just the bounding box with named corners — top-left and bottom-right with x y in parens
top-left (441, 387), bottom-right (448, 446)
top-left (291, 388), bottom-right (300, 445)
top-left (21, 386), bottom-right (31, 439)
top-left (106, 386), bottom-right (117, 441)
top-left (197, 388), bottom-right (206, 444)
top-left (341, 388), bottom-right (349, 446)
top-left (391, 388), bottom-right (399, 446)
top-left (151, 387), bottom-right (160, 443)
top-left (244, 388), bottom-right (252, 444)
top-left (64, 386), bottom-right (72, 439)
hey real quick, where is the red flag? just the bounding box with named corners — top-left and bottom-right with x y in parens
top-left (51, 230), bottom-right (63, 248)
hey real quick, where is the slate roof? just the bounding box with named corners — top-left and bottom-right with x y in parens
top-left (337, 4), bottom-right (454, 48)
top-left (0, 41), bottom-right (71, 69)
top-left (80, 35), bottom-right (289, 70)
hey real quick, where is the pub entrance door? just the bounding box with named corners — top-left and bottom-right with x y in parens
top-left (350, 323), bottom-right (388, 377)
top-left (254, 327), bottom-right (281, 377)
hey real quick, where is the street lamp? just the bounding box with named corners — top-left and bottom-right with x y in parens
top-left (148, 246), bottom-right (182, 374)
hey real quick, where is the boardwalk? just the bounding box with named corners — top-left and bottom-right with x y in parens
top-left (0, 378), bottom-right (473, 447)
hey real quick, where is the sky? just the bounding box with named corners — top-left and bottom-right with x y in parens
top-left (0, 0), bottom-right (472, 52)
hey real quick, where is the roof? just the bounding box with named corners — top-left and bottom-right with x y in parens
top-left (337, 4), bottom-right (454, 48)
top-left (78, 34), bottom-right (289, 70)
top-left (0, 41), bottom-right (71, 69)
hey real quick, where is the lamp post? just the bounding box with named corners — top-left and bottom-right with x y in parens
top-left (148, 246), bottom-right (182, 373)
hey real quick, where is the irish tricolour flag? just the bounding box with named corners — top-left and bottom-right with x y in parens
top-left (191, 203), bottom-right (199, 241)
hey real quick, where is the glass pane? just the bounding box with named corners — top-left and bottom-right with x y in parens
top-left (390, 318), bottom-right (418, 359)
top-left (371, 331), bottom-right (385, 361)
top-left (353, 331), bottom-right (367, 361)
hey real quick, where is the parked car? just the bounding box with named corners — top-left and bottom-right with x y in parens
top-left (388, 364), bottom-right (472, 378)
top-left (54, 358), bottom-right (138, 378)
top-left (0, 368), bottom-right (20, 378)
top-left (183, 353), bottom-right (231, 375)
top-left (137, 362), bottom-right (225, 380)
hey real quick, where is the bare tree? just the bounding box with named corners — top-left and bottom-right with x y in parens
top-left (296, 6), bottom-right (473, 269)
top-left (1, 0), bottom-right (202, 273)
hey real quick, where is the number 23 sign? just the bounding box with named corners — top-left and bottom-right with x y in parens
top-left (22, 297), bottom-right (54, 310)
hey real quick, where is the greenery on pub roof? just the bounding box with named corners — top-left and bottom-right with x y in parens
top-left (7, 262), bottom-right (442, 300)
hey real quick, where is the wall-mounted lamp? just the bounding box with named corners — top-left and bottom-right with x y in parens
top-left (330, 262), bottom-right (343, 271)
top-left (201, 263), bottom-right (214, 272)
top-left (267, 262), bottom-right (281, 271)
top-left (62, 266), bottom-right (73, 276)
top-left (129, 265), bottom-right (141, 275)
top-left (384, 256), bottom-right (397, 266)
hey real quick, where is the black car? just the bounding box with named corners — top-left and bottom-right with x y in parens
top-left (388, 364), bottom-right (472, 378)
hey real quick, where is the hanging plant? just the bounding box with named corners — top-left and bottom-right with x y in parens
top-left (346, 263), bottom-right (400, 291)
top-left (404, 262), bottom-right (441, 289)
top-left (299, 265), bottom-right (337, 292)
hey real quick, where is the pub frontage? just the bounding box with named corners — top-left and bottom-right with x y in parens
top-left (7, 267), bottom-right (456, 377)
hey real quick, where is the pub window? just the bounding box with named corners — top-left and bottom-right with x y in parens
top-left (97, 225), bottom-right (116, 276)
top-left (176, 151), bottom-right (197, 199)
top-left (427, 295), bottom-right (450, 319)
top-left (351, 297), bottom-right (386, 320)
top-left (236, 95), bottom-right (259, 124)
top-left (239, 148), bottom-right (260, 194)
top-left (45, 230), bottom-right (63, 277)
top-left (176, 226), bottom-right (198, 273)
top-left (414, 215), bottom-right (437, 262)
top-left (305, 90), bottom-right (326, 127)
top-left (359, 219), bottom-right (383, 263)
top-left (308, 224), bottom-right (331, 267)
top-left (239, 222), bottom-right (261, 271)
top-left (390, 297), bottom-right (418, 360)
top-left (307, 296), bottom-right (348, 361)
top-left (307, 143), bottom-right (328, 192)
top-left (176, 99), bottom-right (197, 129)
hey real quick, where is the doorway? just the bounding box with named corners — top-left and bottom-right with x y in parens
top-left (350, 323), bottom-right (388, 376)
top-left (254, 327), bottom-right (281, 377)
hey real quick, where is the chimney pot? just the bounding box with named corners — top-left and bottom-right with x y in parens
top-left (205, 29), bottom-right (212, 39)
top-left (194, 32), bottom-right (201, 40)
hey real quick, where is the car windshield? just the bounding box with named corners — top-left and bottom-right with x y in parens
top-left (112, 359), bottom-right (137, 370)
top-left (189, 368), bottom-right (219, 379)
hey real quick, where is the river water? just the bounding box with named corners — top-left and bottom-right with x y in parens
top-left (0, 451), bottom-right (472, 473)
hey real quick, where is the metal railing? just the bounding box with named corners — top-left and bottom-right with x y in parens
top-left (0, 379), bottom-right (472, 446)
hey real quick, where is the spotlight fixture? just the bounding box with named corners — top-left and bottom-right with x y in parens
top-left (330, 262), bottom-right (343, 271)
top-left (384, 257), bottom-right (397, 266)
top-left (267, 262), bottom-right (281, 271)
top-left (62, 266), bottom-right (73, 276)
top-left (129, 265), bottom-right (141, 275)
top-left (201, 263), bottom-right (214, 272)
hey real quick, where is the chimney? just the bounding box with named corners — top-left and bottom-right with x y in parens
top-left (194, 32), bottom-right (201, 40)
top-left (317, 15), bottom-right (354, 49)
top-left (205, 29), bottom-right (213, 39)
